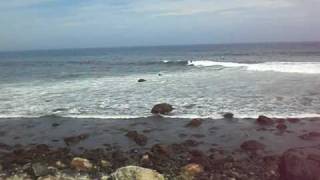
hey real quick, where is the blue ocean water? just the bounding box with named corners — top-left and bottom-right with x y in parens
top-left (0, 42), bottom-right (320, 118)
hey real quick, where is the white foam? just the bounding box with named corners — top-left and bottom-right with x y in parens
top-left (0, 113), bottom-right (319, 120)
top-left (188, 60), bottom-right (320, 74)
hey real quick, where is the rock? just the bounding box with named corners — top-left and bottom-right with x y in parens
top-left (70, 157), bottom-right (93, 171)
top-left (276, 123), bottom-right (287, 131)
top-left (5, 173), bottom-right (33, 180)
top-left (126, 131), bottom-right (148, 146)
top-left (299, 132), bottom-right (320, 140)
top-left (0, 143), bottom-right (12, 150)
top-left (182, 139), bottom-right (201, 147)
top-left (287, 118), bottom-right (300, 123)
top-left (101, 160), bottom-right (111, 168)
top-left (180, 163), bottom-right (204, 179)
top-left (140, 153), bottom-right (153, 167)
top-left (51, 123), bottom-right (60, 127)
top-left (55, 161), bottom-right (66, 168)
top-left (151, 144), bottom-right (171, 157)
top-left (32, 163), bottom-right (53, 177)
top-left (240, 140), bottom-right (265, 153)
top-left (256, 115), bottom-right (274, 126)
top-left (138, 79), bottom-right (146, 82)
top-left (223, 112), bottom-right (234, 119)
top-left (185, 119), bottom-right (203, 128)
top-left (279, 146), bottom-right (320, 180)
top-left (151, 103), bottom-right (173, 115)
top-left (110, 166), bottom-right (165, 180)
top-left (63, 134), bottom-right (89, 146)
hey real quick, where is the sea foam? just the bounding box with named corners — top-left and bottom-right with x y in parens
top-left (187, 60), bottom-right (320, 74)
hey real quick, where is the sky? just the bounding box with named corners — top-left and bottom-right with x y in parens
top-left (0, 0), bottom-right (319, 51)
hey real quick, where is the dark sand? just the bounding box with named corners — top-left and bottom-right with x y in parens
top-left (0, 115), bottom-right (319, 179)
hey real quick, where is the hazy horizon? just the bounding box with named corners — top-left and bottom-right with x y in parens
top-left (1, 0), bottom-right (319, 51)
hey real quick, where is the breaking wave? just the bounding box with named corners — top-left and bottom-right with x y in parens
top-left (186, 60), bottom-right (320, 74)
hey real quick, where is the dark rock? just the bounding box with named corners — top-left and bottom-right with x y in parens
top-left (51, 123), bottom-right (60, 127)
top-left (182, 139), bottom-right (201, 147)
top-left (151, 144), bottom-right (171, 157)
top-left (279, 146), bottom-right (320, 180)
top-left (138, 79), bottom-right (146, 82)
top-left (63, 134), bottom-right (89, 146)
top-left (241, 140), bottom-right (265, 153)
top-left (186, 118), bottom-right (203, 128)
top-left (275, 118), bottom-right (286, 124)
top-left (287, 118), bottom-right (300, 123)
top-left (223, 112), bottom-right (234, 119)
top-left (0, 143), bottom-right (11, 151)
top-left (126, 131), bottom-right (148, 146)
top-left (276, 123), bottom-right (287, 131)
top-left (151, 103), bottom-right (173, 115)
top-left (256, 115), bottom-right (274, 126)
top-left (299, 132), bottom-right (320, 140)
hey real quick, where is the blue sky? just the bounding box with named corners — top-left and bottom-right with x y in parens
top-left (0, 0), bottom-right (319, 51)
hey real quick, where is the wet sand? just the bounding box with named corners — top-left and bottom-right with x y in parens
top-left (0, 115), bottom-right (319, 179)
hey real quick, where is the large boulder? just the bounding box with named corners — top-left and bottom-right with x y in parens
top-left (223, 112), bottom-right (234, 119)
top-left (279, 146), bottom-right (320, 180)
top-left (151, 103), bottom-right (173, 115)
top-left (110, 166), bottom-right (165, 180)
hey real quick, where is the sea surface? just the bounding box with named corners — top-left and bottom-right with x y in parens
top-left (0, 42), bottom-right (320, 119)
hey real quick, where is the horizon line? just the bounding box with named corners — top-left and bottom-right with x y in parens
top-left (1, 40), bottom-right (320, 53)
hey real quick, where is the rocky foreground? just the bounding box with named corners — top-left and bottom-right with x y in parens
top-left (0, 113), bottom-right (319, 179)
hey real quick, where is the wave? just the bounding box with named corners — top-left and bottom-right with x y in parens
top-left (187, 60), bottom-right (320, 74)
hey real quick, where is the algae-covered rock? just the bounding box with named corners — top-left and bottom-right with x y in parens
top-left (111, 166), bottom-right (165, 180)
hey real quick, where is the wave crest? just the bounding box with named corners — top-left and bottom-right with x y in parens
top-left (187, 60), bottom-right (320, 74)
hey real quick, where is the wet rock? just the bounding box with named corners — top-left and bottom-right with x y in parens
top-left (181, 163), bottom-right (204, 178)
top-left (151, 103), bottom-right (173, 115)
top-left (0, 143), bottom-right (11, 151)
top-left (223, 112), bottom-right (234, 119)
top-left (125, 131), bottom-right (148, 146)
top-left (182, 139), bottom-right (201, 147)
top-left (188, 150), bottom-right (211, 169)
top-left (299, 132), bottom-right (320, 140)
top-left (279, 146), bottom-right (320, 180)
top-left (276, 123), bottom-right (287, 131)
top-left (51, 123), bottom-right (60, 127)
top-left (151, 144), bottom-right (171, 157)
top-left (138, 79), bottom-right (146, 82)
top-left (63, 134), bottom-right (89, 146)
top-left (240, 140), bottom-right (265, 153)
top-left (32, 163), bottom-right (53, 177)
top-left (256, 115), bottom-right (274, 126)
top-left (287, 118), bottom-right (300, 123)
top-left (140, 154), bottom-right (153, 167)
top-left (185, 119), bottom-right (203, 128)
top-left (110, 166), bottom-right (165, 180)
top-left (70, 157), bottom-right (93, 171)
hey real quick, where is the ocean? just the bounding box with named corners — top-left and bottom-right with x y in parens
top-left (0, 42), bottom-right (320, 119)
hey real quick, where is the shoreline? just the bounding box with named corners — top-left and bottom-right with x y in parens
top-left (0, 115), bottom-right (320, 179)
